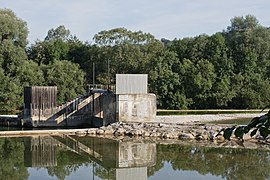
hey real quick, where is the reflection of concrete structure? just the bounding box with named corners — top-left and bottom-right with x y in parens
top-left (118, 142), bottom-right (156, 168)
top-left (66, 136), bottom-right (156, 169)
top-left (23, 136), bottom-right (156, 180)
top-left (116, 167), bottom-right (147, 180)
top-left (24, 136), bottom-right (58, 167)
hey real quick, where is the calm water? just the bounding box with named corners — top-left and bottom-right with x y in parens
top-left (1, 136), bottom-right (270, 180)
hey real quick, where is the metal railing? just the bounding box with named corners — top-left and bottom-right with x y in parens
top-left (87, 84), bottom-right (115, 92)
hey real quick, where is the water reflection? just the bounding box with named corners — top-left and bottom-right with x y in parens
top-left (0, 136), bottom-right (270, 179)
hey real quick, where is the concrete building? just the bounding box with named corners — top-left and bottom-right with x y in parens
top-left (22, 74), bottom-right (156, 127)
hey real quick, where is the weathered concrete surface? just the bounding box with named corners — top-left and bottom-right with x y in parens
top-left (23, 92), bottom-right (117, 127)
top-left (116, 94), bottom-right (156, 123)
top-left (0, 128), bottom-right (85, 137)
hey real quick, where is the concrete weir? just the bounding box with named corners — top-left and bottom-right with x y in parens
top-left (18, 74), bottom-right (157, 128)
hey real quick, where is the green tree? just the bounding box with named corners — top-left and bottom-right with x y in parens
top-left (0, 8), bottom-right (28, 76)
top-left (149, 50), bottom-right (191, 109)
top-left (43, 60), bottom-right (86, 104)
top-left (0, 69), bottom-right (21, 111)
top-left (180, 59), bottom-right (216, 108)
top-left (224, 15), bottom-right (270, 108)
top-left (0, 9), bottom-right (29, 111)
top-left (16, 60), bottom-right (45, 87)
top-left (28, 25), bottom-right (71, 65)
top-left (92, 28), bottom-right (164, 84)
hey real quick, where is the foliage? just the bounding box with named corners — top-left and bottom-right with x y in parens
top-left (2, 8), bottom-right (270, 111)
top-left (0, 138), bottom-right (28, 179)
top-left (43, 60), bottom-right (86, 104)
top-left (0, 70), bottom-right (21, 111)
top-left (27, 25), bottom-right (71, 65)
top-left (221, 111), bottom-right (270, 141)
top-left (47, 150), bottom-right (90, 180)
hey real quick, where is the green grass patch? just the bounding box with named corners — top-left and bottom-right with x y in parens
top-left (207, 118), bottom-right (252, 125)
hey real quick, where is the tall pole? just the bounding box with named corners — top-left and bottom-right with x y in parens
top-left (107, 59), bottom-right (110, 90)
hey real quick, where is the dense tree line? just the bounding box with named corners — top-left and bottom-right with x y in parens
top-left (1, 8), bottom-right (270, 111)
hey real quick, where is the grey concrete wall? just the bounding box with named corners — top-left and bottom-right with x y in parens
top-left (24, 92), bottom-right (117, 127)
top-left (103, 93), bottom-right (116, 126)
top-left (116, 94), bottom-right (156, 122)
top-left (23, 91), bottom-right (156, 127)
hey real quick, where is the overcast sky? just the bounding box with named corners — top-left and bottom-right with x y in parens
top-left (1, 0), bottom-right (270, 44)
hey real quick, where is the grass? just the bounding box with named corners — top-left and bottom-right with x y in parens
top-left (206, 118), bottom-right (252, 125)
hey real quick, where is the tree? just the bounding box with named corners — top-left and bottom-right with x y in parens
top-left (45, 25), bottom-right (70, 41)
top-left (92, 28), bottom-right (164, 84)
top-left (179, 59), bottom-right (216, 109)
top-left (0, 9), bottom-right (29, 111)
top-left (149, 50), bottom-right (191, 109)
top-left (0, 69), bottom-right (21, 111)
top-left (0, 8), bottom-right (28, 76)
top-left (27, 25), bottom-right (72, 65)
top-left (43, 60), bottom-right (86, 104)
top-left (16, 60), bottom-right (45, 87)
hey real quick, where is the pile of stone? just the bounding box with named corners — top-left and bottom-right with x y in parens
top-left (78, 122), bottom-right (230, 141)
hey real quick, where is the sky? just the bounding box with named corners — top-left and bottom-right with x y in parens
top-left (1, 0), bottom-right (270, 44)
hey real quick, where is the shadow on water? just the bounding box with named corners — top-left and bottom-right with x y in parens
top-left (0, 136), bottom-right (269, 180)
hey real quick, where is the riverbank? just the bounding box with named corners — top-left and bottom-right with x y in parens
top-left (0, 121), bottom-right (269, 150)
top-left (0, 112), bottom-right (268, 147)
top-left (0, 119), bottom-right (264, 141)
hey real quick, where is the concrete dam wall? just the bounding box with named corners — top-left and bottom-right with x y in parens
top-left (22, 87), bottom-right (156, 127)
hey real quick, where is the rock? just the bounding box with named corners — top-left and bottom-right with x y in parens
top-left (150, 132), bottom-right (161, 137)
top-left (214, 135), bottom-right (225, 141)
top-left (195, 135), bottom-right (205, 140)
top-left (75, 130), bottom-right (87, 136)
top-left (114, 127), bottom-right (126, 136)
top-left (87, 128), bottom-right (97, 135)
top-left (159, 123), bottom-right (169, 127)
top-left (96, 129), bottom-right (105, 135)
top-left (104, 128), bottom-right (114, 135)
top-left (143, 131), bottom-right (151, 137)
top-left (131, 129), bottom-right (143, 136)
top-left (179, 133), bottom-right (195, 140)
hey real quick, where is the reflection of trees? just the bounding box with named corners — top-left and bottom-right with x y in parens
top-left (150, 144), bottom-right (270, 180)
top-left (46, 150), bottom-right (91, 180)
top-left (94, 165), bottom-right (115, 180)
top-left (0, 138), bottom-right (29, 179)
top-left (147, 154), bottom-right (164, 177)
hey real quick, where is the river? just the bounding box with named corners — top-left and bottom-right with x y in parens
top-left (0, 135), bottom-right (269, 180)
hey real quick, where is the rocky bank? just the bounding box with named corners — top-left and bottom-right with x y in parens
top-left (75, 121), bottom-right (268, 144)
